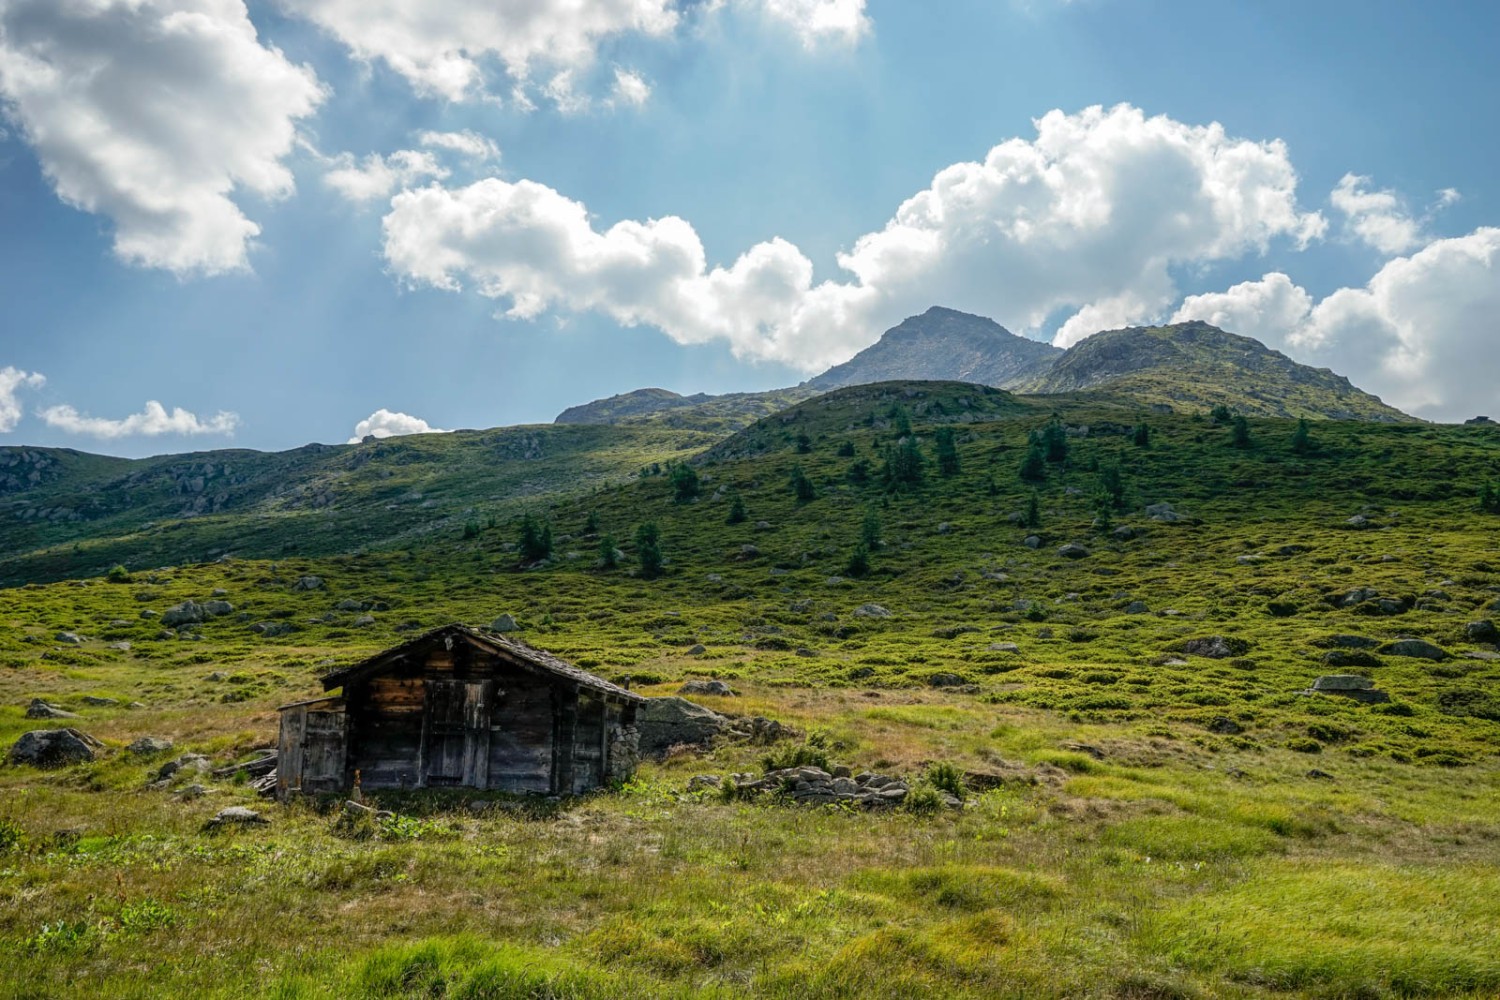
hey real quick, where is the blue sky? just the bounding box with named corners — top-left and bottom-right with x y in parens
top-left (2, 0), bottom-right (1497, 456)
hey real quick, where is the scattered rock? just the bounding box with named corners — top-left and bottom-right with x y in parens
top-left (1321, 650), bottom-right (1383, 668)
top-left (250, 621), bottom-right (295, 637)
top-left (1344, 515), bottom-right (1371, 529)
top-left (1207, 716), bottom-right (1242, 735)
top-left (353, 615), bottom-right (376, 627)
top-left (25, 699), bottom-right (78, 719)
top-left (1022, 535), bottom-right (1042, 549)
top-left (1315, 634), bottom-right (1381, 650)
top-left (202, 600), bottom-right (234, 617)
top-left (126, 737), bottom-right (174, 755)
top-left (1305, 675), bottom-right (1390, 704)
top-left (1306, 769), bottom-right (1336, 781)
top-left (686, 644), bottom-right (707, 655)
top-left (81, 696), bottom-right (118, 706)
top-left (1111, 525), bottom-right (1137, 541)
top-left (161, 602), bottom-right (205, 627)
top-left (1123, 601), bottom-right (1150, 615)
top-left (291, 575), bottom-right (324, 591)
top-left (1464, 620), bottom-right (1498, 643)
top-left (335, 599), bottom-right (364, 611)
top-left (853, 604), bottom-right (891, 618)
top-left (1145, 502), bottom-right (1184, 523)
top-left (1380, 638), bottom-right (1449, 661)
top-left (925, 672), bottom-right (968, 688)
top-left (205, 806), bottom-right (267, 830)
top-left (937, 522), bottom-right (953, 535)
top-left (177, 783), bottom-right (209, 799)
top-left (679, 679), bottom-right (735, 697)
top-left (107, 641), bottom-right (132, 652)
top-left (987, 642), bottom-right (1020, 653)
top-left (490, 614), bottom-right (520, 632)
top-left (157, 754), bottom-right (211, 781)
top-left (54, 631), bottom-right (83, 645)
top-left (9, 728), bottom-right (100, 767)
top-left (1179, 636), bottom-right (1250, 659)
top-left (1057, 543), bottom-right (1091, 559)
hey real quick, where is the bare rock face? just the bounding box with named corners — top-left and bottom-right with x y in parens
top-left (9, 728), bottom-right (100, 767)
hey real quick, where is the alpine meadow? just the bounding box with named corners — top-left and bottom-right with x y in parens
top-left (3, 3), bottom-right (1500, 999)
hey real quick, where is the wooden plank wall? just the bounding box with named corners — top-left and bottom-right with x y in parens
top-left (488, 670), bottom-right (556, 793)
top-left (571, 695), bottom-right (607, 794)
top-left (347, 665), bottom-right (425, 789)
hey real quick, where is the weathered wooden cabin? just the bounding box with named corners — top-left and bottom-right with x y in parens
top-left (276, 624), bottom-right (643, 800)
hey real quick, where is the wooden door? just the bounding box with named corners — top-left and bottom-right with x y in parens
top-left (422, 680), bottom-right (492, 787)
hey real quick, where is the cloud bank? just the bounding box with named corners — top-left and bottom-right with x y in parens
top-left (0, 366), bottom-right (45, 432)
top-left (0, 0), bottom-right (324, 275)
top-left (382, 104), bottom-right (1326, 371)
top-left (38, 400), bottom-right (241, 439)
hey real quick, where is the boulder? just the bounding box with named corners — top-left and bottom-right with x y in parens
top-left (1057, 543), bottom-right (1090, 559)
top-left (250, 621), bottom-right (295, 637)
top-left (1306, 675), bottom-right (1390, 704)
top-left (25, 698), bottom-right (78, 719)
top-left (925, 672), bottom-right (968, 688)
top-left (126, 737), bottom-right (174, 756)
top-left (1207, 716), bottom-right (1242, 735)
top-left (987, 643), bottom-right (1020, 653)
top-left (54, 631), bottom-right (83, 645)
top-left (9, 728), bottom-right (100, 767)
top-left (353, 615), bottom-right (376, 627)
top-left (853, 604), bottom-right (891, 618)
top-left (1316, 634), bottom-right (1381, 650)
top-left (1380, 638), bottom-right (1448, 661)
top-left (157, 753), bottom-right (211, 781)
top-left (1464, 620), bottom-right (1498, 643)
top-left (205, 806), bottom-right (268, 829)
top-left (1179, 636), bottom-right (1250, 659)
top-left (1022, 535), bottom-right (1042, 549)
top-left (679, 679), bottom-right (735, 697)
top-left (161, 601), bottom-right (205, 627)
top-left (490, 614), bottom-right (520, 632)
top-left (201, 600), bottom-right (234, 617)
top-left (1145, 502), bottom-right (1184, 523)
top-left (636, 697), bottom-right (728, 757)
top-left (1111, 525), bottom-right (1137, 541)
top-left (1321, 650), bottom-right (1383, 668)
top-left (81, 696), bottom-right (119, 706)
top-left (291, 575), bottom-right (323, 591)
top-left (335, 599), bottom-right (365, 612)
top-left (1123, 601), bottom-right (1150, 615)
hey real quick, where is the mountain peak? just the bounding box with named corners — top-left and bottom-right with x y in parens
top-left (806, 306), bottom-right (1062, 391)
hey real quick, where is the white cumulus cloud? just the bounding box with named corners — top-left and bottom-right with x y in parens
top-left (1173, 230), bottom-right (1500, 422)
top-left (380, 104), bottom-right (1326, 371)
top-left (325, 149), bottom-right (448, 204)
top-left (348, 408), bottom-right (447, 443)
top-left (0, 366), bottom-right (45, 432)
top-left (280, 0), bottom-right (679, 103)
top-left (39, 400), bottom-right (240, 439)
top-left (0, 0), bottom-right (324, 275)
top-left (748, 0), bottom-right (871, 47)
top-left (609, 67), bottom-right (652, 107)
top-left (1330, 173), bottom-right (1425, 254)
top-left (416, 129), bottom-right (501, 162)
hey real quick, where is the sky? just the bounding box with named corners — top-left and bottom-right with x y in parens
top-left (1, 0), bottom-right (1498, 457)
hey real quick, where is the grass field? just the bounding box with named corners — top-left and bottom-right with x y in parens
top-left (2, 383), bottom-right (1498, 998)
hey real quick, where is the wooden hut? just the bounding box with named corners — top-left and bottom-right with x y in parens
top-left (275, 624), bottom-right (643, 800)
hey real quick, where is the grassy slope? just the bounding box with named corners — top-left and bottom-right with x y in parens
top-left (1, 384), bottom-right (1498, 998)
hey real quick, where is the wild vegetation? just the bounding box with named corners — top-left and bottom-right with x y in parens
top-left (1, 380), bottom-right (1498, 998)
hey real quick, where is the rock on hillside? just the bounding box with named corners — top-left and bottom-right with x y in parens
top-left (1014, 321), bottom-right (1414, 422)
top-left (807, 307), bottom-right (1062, 391)
top-left (554, 386), bottom-right (818, 430)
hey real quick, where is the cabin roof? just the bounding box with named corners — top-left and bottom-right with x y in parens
top-left (317, 624), bottom-right (646, 704)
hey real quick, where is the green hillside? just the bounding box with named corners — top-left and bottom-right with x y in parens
top-left (1, 384), bottom-right (1498, 998)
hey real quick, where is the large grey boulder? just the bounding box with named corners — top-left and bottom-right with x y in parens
top-left (679, 679), bottom-right (735, 697)
top-left (291, 575), bottom-right (323, 591)
top-left (25, 698), bottom-right (78, 719)
top-left (9, 728), bottom-right (100, 767)
top-left (1464, 620), bottom-right (1498, 643)
top-left (1145, 502), bottom-right (1184, 523)
top-left (1305, 675), bottom-right (1390, 704)
top-left (127, 737), bottom-right (174, 756)
top-left (1381, 638), bottom-right (1449, 661)
top-left (201, 600), bottom-right (234, 617)
top-left (636, 697), bottom-right (728, 757)
top-left (1179, 636), bottom-right (1250, 659)
top-left (853, 604), bottom-right (891, 618)
top-left (490, 614), bottom-right (519, 632)
top-left (1057, 543), bottom-right (1091, 559)
top-left (161, 601), bottom-right (204, 627)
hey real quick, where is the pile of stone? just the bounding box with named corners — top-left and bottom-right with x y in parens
top-left (690, 765), bottom-right (962, 810)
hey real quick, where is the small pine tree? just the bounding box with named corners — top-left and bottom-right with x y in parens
top-left (845, 543), bottom-right (871, 578)
top-left (1099, 464), bottom-right (1125, 509)
top-left (889, 405), bottom-right (913, 437)
top-left (1481, 483), bottom-right (1500, 514)
top-left (1290, 417), bottom-right (1313, 455)
top-left (670, 463), bottom-right (701, 502)
top-left (934, 426), bottom-right (960, 477)
top-left (1042, 419), bottom-right (1069, 464)
top-left (583, 510), bottom-right (601, 535)
top-left (518, 513), bottom-right (552, 562)
top-left (861, 510), bottom-right (882, 550)
top-left (105, 564), bottom-right (131, 584)
top-left (597, 534), bottom-right (618, 569)
top-left (847, 459), bottom-right (871, 486)
top-left (794, 433), bottom-right (812, 454)
top-left (1210, 404), bottom-right (1234, 425)
top-left (986, 475), bottom-right (998, 497)
top-left (836, 440), bottom-right (856, 458)
top-left (726, 494), bottom-right (747, 524)
top-left (1019, 444), bottom-right (1047, 483)
top-left (1230, 414), bottom-right (1252, 449)
top-left (790, 465), bottom-right (816, 502)
top-left (1092, 491), bottom-right (1115, 533)
top-left (1023, 490), bottom-right (1042, 528)
top-left (883, 438), bottom-right (925, 489)
top-left (635, 522), bottom-right (664, 578)
top-left (1133, 423), bottom-right (1151, 448)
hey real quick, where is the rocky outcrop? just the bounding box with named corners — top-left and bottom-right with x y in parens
top-left (9, 728), bottom-right (101, 767)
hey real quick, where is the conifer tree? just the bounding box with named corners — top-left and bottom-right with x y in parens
top-left (517, 514), bottom-right (552, 562)
top-left (597, 534), bottom-right (618, 569)
top-left (1019, 444), bottom-right (1047, 483)
top-left (1024, 490), bottom-right (1042, 528)
top-left (670, 463), bottom-right (701, 502)
top-left (635, 522), bottom-right (664, 578)
top-left (1133, 423), bottom-right (1151, 448)
top-left (1231, 414), bottom-right (1252, 449)
top-left (726, 494), bottom-right (747, 524)
top-left (935, 426), bottom-right (960, 477)
top-left (790, 465), bottom-right (816, 502)
top-left (1291, 417), bottom-right (1313, 455)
